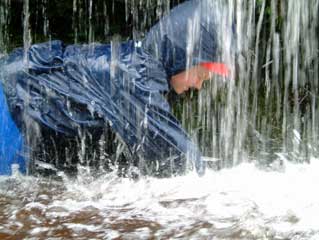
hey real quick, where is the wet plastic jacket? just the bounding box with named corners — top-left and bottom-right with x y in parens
top-left (0, 83), bottom-right (26, 175)
top-left (0, 0), bottom-right (222, 175)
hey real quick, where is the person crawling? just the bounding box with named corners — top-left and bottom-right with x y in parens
top-left (0, 0), bottom-right (230, 177)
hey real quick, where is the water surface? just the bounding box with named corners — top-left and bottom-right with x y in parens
top-left (1, 160), bottom-right (319, 239)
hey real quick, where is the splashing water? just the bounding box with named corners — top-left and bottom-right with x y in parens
top-left (1, 160), bottom-right (319, 239)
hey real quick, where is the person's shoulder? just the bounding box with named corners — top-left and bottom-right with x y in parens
top-left (170, 0), bottom-right (200, 12)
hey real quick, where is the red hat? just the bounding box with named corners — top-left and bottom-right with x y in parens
top-left (200, 62), bottom-right (230, 77)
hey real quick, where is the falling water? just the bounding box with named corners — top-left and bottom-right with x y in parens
top-left (175, 0), bottom-right (319, 168)
top-left (0, 0), bottom-right (10, 55)
top-left (23, 0), bottom-right (31, 63)
top-left (1, 0), bottom-right (319, 239)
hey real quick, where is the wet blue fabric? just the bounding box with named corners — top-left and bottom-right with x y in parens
top-left (0, 39), bottom-right (204, 175)
top-left (0, 83), bottom-right (26, 175)
top-left (0, 0), bottom-right (228, 176)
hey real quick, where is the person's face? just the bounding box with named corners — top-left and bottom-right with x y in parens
top-left (170, 65), bottom-right (212, 94)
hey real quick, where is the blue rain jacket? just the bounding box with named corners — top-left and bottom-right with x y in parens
top-left (0, 0), bottom-right (222, 176)
top-left (0, 83), bottom-right (26, 175)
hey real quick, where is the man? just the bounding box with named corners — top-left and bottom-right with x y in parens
top-left (0, 0), bottom-right (229, 176)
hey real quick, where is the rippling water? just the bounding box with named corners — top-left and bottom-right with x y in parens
top-left (1, 160), bottom-right (319, 240)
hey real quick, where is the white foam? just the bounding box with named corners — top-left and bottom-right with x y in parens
top-left (57, 159), bottom-right (319, 237)
top-left (2, 159), bottom-right (319, 238)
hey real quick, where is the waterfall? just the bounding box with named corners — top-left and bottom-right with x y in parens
top-left (174, 0), bottom-right (319, 168)
top-left (0, 0), bottom-right (318, 170)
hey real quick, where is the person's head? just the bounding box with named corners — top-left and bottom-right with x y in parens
top-left (143, 0), bottom-right (234, 94)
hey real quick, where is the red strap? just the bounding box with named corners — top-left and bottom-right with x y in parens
top-left (200, 62), bottom-right (230, 77)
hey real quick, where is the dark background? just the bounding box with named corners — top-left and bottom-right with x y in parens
top-left (5, 0), bottom-right (185, 50)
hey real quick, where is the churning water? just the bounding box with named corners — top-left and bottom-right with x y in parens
top-left (1, 160), bottom-right (319, 239)
top-left (1, 0), bottom-right (319, 239)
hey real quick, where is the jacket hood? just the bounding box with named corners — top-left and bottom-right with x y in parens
top-left (143, 0), bottom-right (228, 78)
